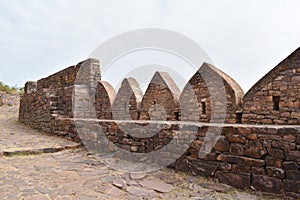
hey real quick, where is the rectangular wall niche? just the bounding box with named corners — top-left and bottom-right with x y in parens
top-left (273, 96), bottom-right (280, 111)
top-left (201, 101), bottom-right (206, 114)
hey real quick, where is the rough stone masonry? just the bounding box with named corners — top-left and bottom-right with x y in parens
top-left (19, 47), bottom-right (300, 198)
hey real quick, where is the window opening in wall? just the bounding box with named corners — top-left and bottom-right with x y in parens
top-left (99, 103), bottom-right (103, 111)
top-left (137, 111), bottom-right (140, 120)
top-left (174, 111), bottom-right (180, 121)
top-left (273, 96), bottom-right (280, 111)
top-left (201, 102), bottom-right (206, 114)
top-left (153, 101), bottom-right (157, 111)
top-left (236, 113), bottom-right (242, 124)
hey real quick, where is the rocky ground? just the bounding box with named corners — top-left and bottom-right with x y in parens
top-left (0, 105), bottom-right (284, 199)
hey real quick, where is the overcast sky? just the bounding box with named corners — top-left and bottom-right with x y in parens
top-left (0, 0), bottom-right (300, 93)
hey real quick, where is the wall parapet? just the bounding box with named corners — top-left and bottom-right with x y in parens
top-left (18, 47), bottom-right (300, 197)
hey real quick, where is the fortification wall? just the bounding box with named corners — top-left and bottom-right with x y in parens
top-left (18, 48), bottom-right (300, 197)
top-left (100, 122), bottom-right (300, 196)
top-left (243, 48), bottom-right (300, 125)
top-left (19, 58), bottom-right (100, 141)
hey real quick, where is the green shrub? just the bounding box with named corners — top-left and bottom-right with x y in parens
top-left (0, 81), bottom-right (23, 94)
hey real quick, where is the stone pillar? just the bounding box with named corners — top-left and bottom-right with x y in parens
top-left (24, 81), bottom-right (37, 94)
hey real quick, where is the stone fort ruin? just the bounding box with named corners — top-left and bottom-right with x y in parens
top-left (19, 48), bottom-right (300, 197)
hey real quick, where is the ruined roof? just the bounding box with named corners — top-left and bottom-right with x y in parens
top-left (98, 81), bottom-right (116, 105)
top-left (151, 71), bottom-right (181, 102)
top-left (244, 47), bottom-right (300, 101)
top-left (124, 78), bottom-right (143, 103)
top-left (200, 62), bottom-right (244, 107)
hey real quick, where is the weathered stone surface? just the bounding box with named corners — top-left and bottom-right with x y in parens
top-left (272, 141), bottom-right (296, 150)
top-left (251, 167), bottom-right (266, 175)
top-left (267, 148), bottom-right (285, 159)
top-left (229, 143), bottom-right (244, 156)
top-left (112, 179), bottom-right (127, 189)
top-left (266, 167), bottom-right (285, 179)
top-left (226, 135), bottom-right (246, 144)
top-left (139, 179), bottom-right (174, 193)
top-left (244, 141), bottom-right (267, 158)
top-left (247, 133), bottom-right (257, 140)
top-left (265, 156), bottom-right (282, 168)
top-left (283, 161), bottom-right (299, 170)
top-left (189, 159), bottom-right (217, 178)
top-left (216, 154), bottom-right (265, 167)
top-left (214, 138), bottom-right (229, 152)
top-left (284, 180), bottom-right (300, 193)
top-left (252, 174), bottom-right (283, 193)
top-left (130, 172), bottom-right (147, 180)
top-left (215, 171), bottom-right (250, 189)
top-left (173, 156), bottom-right (190, 173)
top-left (285, 150), bottom-right (300, 162)
top-left (283, 135), bottom-right (296, 142)
top-left (126, 186), bottom-right (154, 197)
top-left (286, 170), bottom-right (300, 180)
top-left (231, 164), bottom-right (251, 173)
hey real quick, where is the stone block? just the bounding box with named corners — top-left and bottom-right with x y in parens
top-left (214, 138), bottom-right (229, 152)
top-left (229, 143), bottom-right (244, 156)
top-left (216, 154), bottom-right (265, 167)
top-left (272, 141), bottom-right (296, 150)
top-left (267, 148), bottom-right (285, 159)
top-left (215, 171), bottom-right (250, 189)
top-left (266, 167), bottom-right (285, 179)
top-left (251, 174), bottom-right (284, 193)
top-left (245, 141), bottom-right (267, 158)
top-left (189, 159), bottom-right (217, 178)
top-left (226, 135), bottom-right (246, 144)
top-left (286, 170), bottom-right (300, 180)
top-left (251, 167), bottom-right (266, 175)
top-left (284, 180), bottom-right (300, 193)
top-left (265, 156), bottom-right (282, 168)
top-left (283, 161), bottom-right (299, 170)
top-left (285, 150), bottom-right (300, 162)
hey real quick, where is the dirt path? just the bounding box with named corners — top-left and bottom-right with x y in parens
top-left (0, 106), bottom-right (80, 154)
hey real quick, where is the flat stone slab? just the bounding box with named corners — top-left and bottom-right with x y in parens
top-left (139, 179), bottom-right (174, 193)
top-left (130, 172), bottom-right (147, 180)
top-left (112, 179), bottom-right (127, 189)
top-left (126, 186), bottom-right (154, 197)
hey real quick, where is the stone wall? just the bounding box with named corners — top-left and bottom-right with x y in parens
top-left (19, 58), bottom-right (100, 141)
top-left (180, 63), bottom-right (244, 124)
top-left (0, 92), bottom-right (20, 106)
top-left (172, 125), bottom-right (300, 197)
top-left (140, 71), bottom-right (180, 121)
top-left (91, 122), bottom-right (299, 197)
top-left (243, 47), bottom-right (300, 125)
top-left (95, 81), bottom-right (115, 120)
top-left (18, 47), bottom-right (300, 197)
top-left (112, 78), bottom-right (143, 121)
